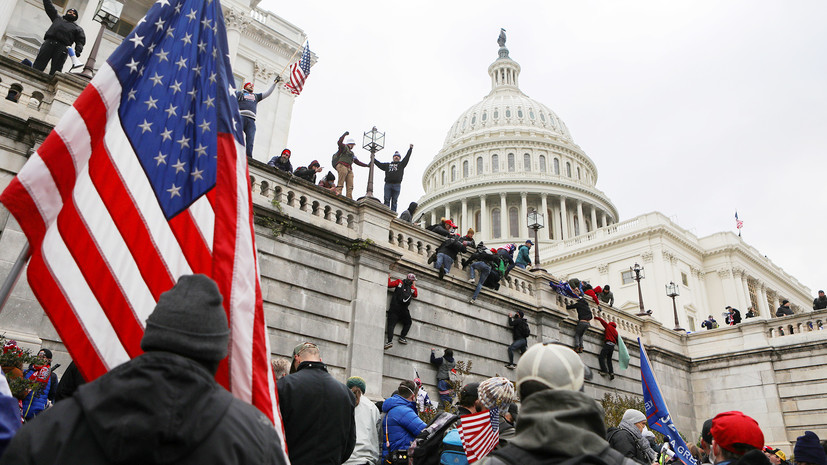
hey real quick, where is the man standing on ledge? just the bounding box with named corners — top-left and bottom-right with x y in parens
top-left (332, 131), bottom-right (369, 199)
top-left (236, 76), bottom-right (281, 159)
top-left (375, 144), bottom-right (413, 212)
top-left (33, 0), bottom-right (85, 75)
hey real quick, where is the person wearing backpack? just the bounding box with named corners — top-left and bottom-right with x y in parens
top-left (606, 410), bottom-right (658, 465)
top-left (434, 234), bottom-right (467, 280)
top-left (467, 242), bottom-right (499, 304)
top-left (382, 381), bottom-right (427, 465)
top-left (332, 131), bottom-right (369, 199)
top-left (429, 349), bottom-right (455, 407)
top-left (385, 274), bottom-right (419, 350)
top-left (505, 311), bottom-right (530, 369)
top-left (483, 343), bottom-right (638, 465)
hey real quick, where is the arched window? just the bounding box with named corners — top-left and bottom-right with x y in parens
top-left (539, 155), bottom-right (547, 172)
top-left (507, 153), bottom-right (515, 172)
top-left (451, 165), bottom-right (456, 182)
top-left (474, 210), bottom-right (481, 232)
top-left (492, 208), bottom-right (501, 238)
top-left (482, 111), bottom-right (488, 121)
top-left (476, 156), bottom-right (483, 174)
top-left (441, 170), bottom-right (445, 185)
top-left (29, 91), bottom-right (44, 110)
top-left (505, 108), bottom-right (511, 118)
top-left (566, 162), bottom-right (572, 177)
top-left (523, 153), bottom-right (531, 172)
top-left (509, 207), bottom-right (519, 237)
top-left (577, 167), bottom-right (581, 180)
top-left (463, 160), bottom-right (469, 178)
top-left (6, 84), bottom-right (23, 103)
top-left (492, 154), bottom-right (499, 173)
top-left (553, 158), bottom-right (560, 174)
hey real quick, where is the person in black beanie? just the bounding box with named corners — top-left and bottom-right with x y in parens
top-left (795, 431), bottom-right (827, 465)
top-left (0, 274), bottom-right (286, 465)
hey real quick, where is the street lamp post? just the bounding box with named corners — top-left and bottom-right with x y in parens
top-left (631, 263), bottom-right (649, 316)
top-left (80, 0), bottom-right (124, 79)
top-left (358, 126), bottom-right (384, 202)
top-left (527, 209), bottom-right (545, 272)
top-left (666, 281), bottom-right (684, 331)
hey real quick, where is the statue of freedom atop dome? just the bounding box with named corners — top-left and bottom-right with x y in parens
top-left (497, 28), bottom-right (507, 47)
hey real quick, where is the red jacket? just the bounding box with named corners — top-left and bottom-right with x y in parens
top-left (388, 278), bottom-right (418, 298)
top-left (594, 316), bottom-right (618, 343)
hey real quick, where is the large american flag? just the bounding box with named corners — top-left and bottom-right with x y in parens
top-left (458, 407), bottom-right (500, 463)
top-left (285, 42), bottom-right (310, 95)
top-left (0, 0), bottom-right (286, 456)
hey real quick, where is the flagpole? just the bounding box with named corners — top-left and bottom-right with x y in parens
top-left (278, 41), bottom-right (305, 77)
top-left (0, 241), bottom-right (31, 313)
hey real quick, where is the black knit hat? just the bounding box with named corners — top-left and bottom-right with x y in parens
top-left (141, 274), bottom-right (229, 363)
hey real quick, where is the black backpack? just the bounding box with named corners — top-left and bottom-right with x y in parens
top-left (408, 412), bottom-right (460, 465)
top-left (487, 444), bottom-right (629, 465)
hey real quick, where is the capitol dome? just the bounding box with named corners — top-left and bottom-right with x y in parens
top-left (417, 32), bottom-right (619, 256)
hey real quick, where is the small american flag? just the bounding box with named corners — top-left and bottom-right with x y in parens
top-left (285, 42), bottom-right (311, 95)
top-left (458, 407), bottom-right (500, 463)
top-left (0, 0), bottom-right (286, 459)
top-left (735, 211), bottom-right (743, 236)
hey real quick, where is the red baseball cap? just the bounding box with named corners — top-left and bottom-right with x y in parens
top-left (711, 411), bottom-right (764, 453)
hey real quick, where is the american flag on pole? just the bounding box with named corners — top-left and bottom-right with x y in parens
top-left (735, 211), bottom-right (743, 236)
top-left (0, 0), bottom-right (286, 457)
top-left (457, 407), bottom-right (500, 463)
top-left (285, 42), bottom-right (311, 95)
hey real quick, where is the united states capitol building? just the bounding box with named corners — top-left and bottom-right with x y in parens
top-left (417, 34), bottom-right (812, 331)
top-left (0, 5), bottom-right (825, 452)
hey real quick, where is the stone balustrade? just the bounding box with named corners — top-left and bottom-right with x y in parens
top-left (768, 310), bottom-right (826, 338)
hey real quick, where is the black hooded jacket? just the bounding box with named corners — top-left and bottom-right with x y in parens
top-left (42, 0), bottom-right (86, 54)
top-left (399, 202), bottom-right (418, 222)
top-left (0, 351), bottom-right (285, 465)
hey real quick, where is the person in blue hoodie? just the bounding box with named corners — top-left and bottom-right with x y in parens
top-left (381, 380), bottom-right (427, 463)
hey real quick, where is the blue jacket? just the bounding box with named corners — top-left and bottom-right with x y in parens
top-left (22, 367), bottom-right (51, 420)
top-left (515, 245), bottom-right (531, 266)
top-left (381, 394), bottom-right (427, 459)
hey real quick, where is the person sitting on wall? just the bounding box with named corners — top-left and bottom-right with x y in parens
top-left (293, 160), bottom-right (323, 183)
top-left (268, 149), bottom-right (293, 173)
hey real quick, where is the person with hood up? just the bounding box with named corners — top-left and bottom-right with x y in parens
top-left (0, 274), bottom-right (286, 465)
top-left (384, 273), bottom-right (419, 350)
top-left (607, 409), bottom-right (659, 465)
top-left (381, 380), bottom-right (427, 463)
top-left (514, 240), bottom-right (533, 269)
top-left (399, 202), bottom-right (418, 222)
top-left (293, 160), bottom-right (323, 183)
top-left (237, 78), bottom-right (280, 158)
top-left (33, 0), bottom-right (86, 75)
top-left (375, 144), bottom-right (413, 212)
top-left (332, 131), bottom-right (369, 199)
top-left (594, 315), bottom-right (618, 380)
top-left (484, 343), bottom-right (636, 465)
top-left (268, 149), bottom-right (293, 173)
top-left (430, 348), bottom-right (455, 406)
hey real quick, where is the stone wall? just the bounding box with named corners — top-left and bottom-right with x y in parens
top-left (0, 160), bottom-right (825, 451)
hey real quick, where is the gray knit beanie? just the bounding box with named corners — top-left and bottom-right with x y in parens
top-left (141, 274), bottom-right (229, 363)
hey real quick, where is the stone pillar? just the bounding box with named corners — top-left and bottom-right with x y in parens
top-left (224, 7), bottom-right (251, 68)
top-left (756, 282), bottom-right (770, 317)
top-left (740, 273), bottom-right (752, 312)
top-left (445, 203), bottom-right (451, 223)
top-left (480, 195), bottom-right (488, 240)
top-left (430, 211), bottom-right (436, 226)
top-left (576, 201), bottom-right (585, 237)
top-left (461, 199), bottom-right (468, 233)
top-left (719, 269), bottom-right (738, 309)
top-left (559, 197), bottom-right (568, 240)
top-left (500, 193), bottom-right (507, 239)
top-left (541, 194), bottom-right (550, 240)
top-left (601, 213), bottom-right (607, 228)
top-left (590, 205), bottom-right (598, 232)
top-left (520, 192), bottom-right (528, 239)
top-left (0, 0), bottom-right (18, 39)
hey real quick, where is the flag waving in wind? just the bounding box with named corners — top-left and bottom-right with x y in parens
top-left (638, 339), bottom-right (697, 465)
top-left (735, 211), bottom-right (743, 236)
top-left (458, 408), bottom-right (500, 463)
top-left (0, 0), bottom-right (286, 456)
top-left (285, 42), bottom-right (311, 95)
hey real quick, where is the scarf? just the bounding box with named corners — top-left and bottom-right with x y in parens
top-left (620, 420), bottom-right (658, 462)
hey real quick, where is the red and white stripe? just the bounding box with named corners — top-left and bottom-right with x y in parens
top-left (0, 63), bottom-right (285, 452)
top-left (458, 410), bottom-right (499, 463)
top-left (285, 62), bottom-right (307, 95)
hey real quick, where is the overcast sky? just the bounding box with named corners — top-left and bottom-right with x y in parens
top-left (261, 1), bottom-right (827, 295)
